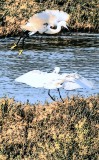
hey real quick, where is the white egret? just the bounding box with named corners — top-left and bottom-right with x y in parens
top-left (11, 10), bottom-right (70, 50)
top-left (15, 67), bottom-right (94, 102)
top-left (21, 9), bottom-right (70, 35)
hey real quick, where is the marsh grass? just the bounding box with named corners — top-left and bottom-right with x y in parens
top-left (0, 96), bottom-right (99, 159)
top-left (0, 0), bottom-right (99, 37)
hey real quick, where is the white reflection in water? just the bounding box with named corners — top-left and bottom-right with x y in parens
top-left (0, 34), bottom-right (99, 104)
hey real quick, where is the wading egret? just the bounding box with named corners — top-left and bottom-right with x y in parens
top-left (11, 10), bottom-right (70, 51)
top-left (21, 9), bottom-right (70, 34)
top-left (15, 67), bottom-right (94, 102)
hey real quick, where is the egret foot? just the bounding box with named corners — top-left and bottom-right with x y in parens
top-left (18, 49), bottom-right (23, 55)
top-left (10, 43), bottom-right (17, 50)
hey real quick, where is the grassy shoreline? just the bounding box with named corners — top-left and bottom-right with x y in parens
top-left (0, 96), bottom-right (99, 159)
top-left (0, 0), bottom-right (99, 37)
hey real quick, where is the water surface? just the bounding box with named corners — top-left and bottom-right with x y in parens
top-left (0, 33), bottom-right (99, 104)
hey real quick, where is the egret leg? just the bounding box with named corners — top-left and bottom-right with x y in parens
top-left (17, 34), bottom-right (25, 55)
top-left (57, 88), bottom-right (64, 102)
top-left (17, 31), bottom-right (29, 47)
top-left (16, 35), bottom-right (22, 46)
top-left (48, 90), bottom-right (55, 101)
top-left (22, 36), bottom-right (26, 49)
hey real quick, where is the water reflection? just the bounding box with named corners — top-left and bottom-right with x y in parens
top-left (0, 33), bottom-right (99, 104)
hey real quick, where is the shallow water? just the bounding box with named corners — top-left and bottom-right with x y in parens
top-left (0, 33), bottom-right (99, 104)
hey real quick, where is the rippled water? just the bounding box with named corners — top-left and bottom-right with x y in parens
top-left (0, 33), bottom-right (99, 104)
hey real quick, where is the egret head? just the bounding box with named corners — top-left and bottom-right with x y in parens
top-left (53, 67), bottom-right (60, 73)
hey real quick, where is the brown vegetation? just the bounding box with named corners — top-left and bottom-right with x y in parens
top-left (0, 96), bottom-right (99, 159)
top-left (0, 0), bottom-right (99, 37)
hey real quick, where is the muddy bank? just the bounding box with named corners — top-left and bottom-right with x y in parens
top-left (0, 96), bottom-right (98, 159)
top-left (0, 0), bottom-right (99, 37)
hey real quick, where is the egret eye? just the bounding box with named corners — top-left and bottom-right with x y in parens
top-left (43, 23), bottom-right (48, 26)
top-left (50, 26), bottom-right (57, 29)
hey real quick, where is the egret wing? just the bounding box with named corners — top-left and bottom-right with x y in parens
top-left (62, 73), bottom-right (94, 90)
top-left (15, 70), bottom-right (62, 89)
top-left (29, 11), bottom-right (57, 28)
top-left (63, 81), bottom-right (82, 90)
top-left (74, 76), bottom-right (94, 89)
top-left (15, 70), bottom-right (48, 88)
top-left (45, 10), bottom-right (70, 23)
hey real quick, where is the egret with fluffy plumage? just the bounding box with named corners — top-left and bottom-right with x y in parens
top-left (21, 9), bottom-right (69, 35)
top-left (11, 10), bottom-right (70, 51)
top-left (15, 67), bottom-right (94, 102)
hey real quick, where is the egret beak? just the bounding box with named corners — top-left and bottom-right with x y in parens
top-left (64, 22), bottom-right (69, 30)
top-left (62, 23), bottom-right (69, 31)
top-left (65, 25), bottom-right (69, 30)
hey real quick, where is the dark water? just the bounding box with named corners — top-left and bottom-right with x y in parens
top-left (0, 33), bottom-right (99, 104)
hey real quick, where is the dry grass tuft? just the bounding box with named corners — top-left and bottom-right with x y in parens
top-left (0, 0), bottom-right (99, 37)
top-left (0, 96), bottom-right (99, 159)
